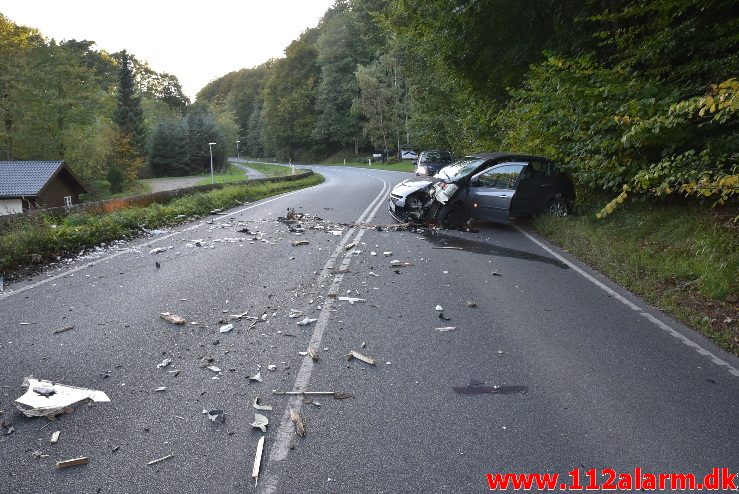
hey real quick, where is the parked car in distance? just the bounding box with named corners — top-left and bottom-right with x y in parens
top-left (414, 150), bottom-right (454, 176)
top-left (389, 152), bottom-right (575, 226)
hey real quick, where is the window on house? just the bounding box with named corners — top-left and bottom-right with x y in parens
top-left (64, 196), bottom-right (72, 207)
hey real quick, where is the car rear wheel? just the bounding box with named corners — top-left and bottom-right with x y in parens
top-left (545, 197), bottom-right (570, 218)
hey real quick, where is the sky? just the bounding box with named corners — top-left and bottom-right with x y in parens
top-left (0, 0), bottom-right (337, 100)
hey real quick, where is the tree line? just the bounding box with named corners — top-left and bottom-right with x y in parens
top-left (0, 14), bottom-right (236, 193)
top-left (197, 0), bottom-right (737, 211)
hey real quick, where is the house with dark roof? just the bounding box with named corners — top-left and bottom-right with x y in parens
top-left (0, 161), bottom-right (88, 215)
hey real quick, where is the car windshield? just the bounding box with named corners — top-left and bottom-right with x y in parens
top-left (435, 158), bottom-right (486, 181)
top-left (421, 152), bottom-right (452, 164)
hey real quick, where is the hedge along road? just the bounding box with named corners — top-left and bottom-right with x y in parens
top-left (0, 165), bottom-right (737, 493)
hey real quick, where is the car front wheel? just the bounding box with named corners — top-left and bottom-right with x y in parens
top-left (545, 197), bottom-right (570, 218)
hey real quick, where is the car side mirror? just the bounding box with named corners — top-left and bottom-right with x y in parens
top-left (470, 176), bottom-right (480, 186)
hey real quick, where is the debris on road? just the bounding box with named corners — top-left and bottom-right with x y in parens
top-left (308, 347), bottom-right (319, 362)
top-left (267, 364), bottom-right (277, 371)
top-left (203, 409), bottom-right (225, 423)
top-left (160, 312), bottom-right (186, 325)
top-left (290, 409), bottom-right (305, 437)
top-left (383, 252), bottom-right (392, 256)
top-left (155, 261), bottom-right (160, 269)
top-left (252, 436), bottom-right (265, 485)
top-left (251, 413), bottom-right (269, 432)
top-left (253, 397), bottom-right (272, 411)
top-left (453, 380), bottom-right (528, 395)
top-left (345, 242), bottom-right (357, 251)
top-left (291, 240), bottom-right (310, 246)
top-left (296, 317), bottom-right (317, 326)
top-left (248, 371), bottom-right (263, 383)
top-left (435, 305), bottom-right (443, 311)
top-left (1, 419), bottom-right (14, 435)
top-left (390, 260), bottom-right (412, 267)
top-left (368, 271), bottom-right (380, 277)
top-left (147, 454), bottom-right (174, 466)
top-left (207, 366), bottom-right (222, 373)
top-left (492, 270), bottom-right (502, 277)
top-left (438, 312), bottom-right (451, 321)
top-left (272, 390), bottom-right (336, 396)
top-left (432, 246), bottom-right (464, 250)
top-left (435, 326), bottom-right (458, 332)
top-left (32, 450), bottom-right (49, 459)
top-left (56, 457), bottom-right (89, 469)
top-left (50, 431), bottom-right (60, 444)
top-left (465, 300), bottom-right (477, 308)
top-left (15, 378), bottom-right (110, 418)
top-left (338, 296), bottom-right (366, 305)
top-left (219, 323), bottom-right (234, 333)
top-left (53, 325), bottom-right (74, 334)
top-left (154, 387), bottom-right (167, 392)
top-left (157, 358), bottom-right (173, 369)
top-left (149, 246), bottom-right (172, 255)
top-left (347, 350), bottom-right (376, 366)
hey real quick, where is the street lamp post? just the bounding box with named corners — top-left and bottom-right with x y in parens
top-left (236, 140), bottom-right (240, 160)
top-left (208, 142), bottom-right (217, 184)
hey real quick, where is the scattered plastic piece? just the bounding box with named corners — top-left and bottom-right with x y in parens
top-left (154, 387), bottom-right (167, 392)
top-left (253, 397), bottom-right (273, 411)
top-left (50, 431), bottom-right (60, 444)
top-left (435, 305), bottom-right (444, 311)
top-left (147, 454), bottom-right (174, 466)
top-left (15, 377), bottom-right (110, 418)
top-left (56, 457), bottom-right (88, 469)
top-left (338, 297), bottom-right (366, 305)
top-left (466, 300), bottom-right (477, 308)
top-left (53, 325), bottom-right (74, 334)
top-left (149, 247), bottom-right (168, 255)
top-left (438, 312), bottom-right (451, 321)
top-left (345, 242), bottom-right (357, 250)
top-left (492, 270), bottom-right (502, 277)
top-left (291, 240), bottom-right (310, 246)
top-left (252, 436), bottom-right (265, 485)
top-left (160, 312), bottom-right (186, 325)
top-left (219, 323), bottom-right (234, 333)
top-left (251, 413), bottom-right (269, 432)
top-left (390, 260), bottom-right (412, 267)
top-left (290, 409), bottom-right (305, 437)
top-left (383, 252), bottom-right (392, 256)
top-left (267, 364), bottom-right (277, 371)
top-left (297, 317), bottom-right (317, 326)
top-left (203, 409), bottom-right (225, 423)
top-left (347, 350), bottom-right (376, 366)
top-left (435, 327), bottom-right (458, 332)
top-left (157, 359), bottom-right (172, 369)
top-left (249, 371), bottom-right (263, 383)
top-left (207, 366), bottom-right (222, 373)
top-left (308, 347), bottom-right (319, 362)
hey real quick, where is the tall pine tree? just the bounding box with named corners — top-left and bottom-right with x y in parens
top-left (110, 50), bottom-right (146, 180)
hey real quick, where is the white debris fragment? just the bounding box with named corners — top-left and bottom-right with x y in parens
top-left (345, 242), bottom-right (357, 250)
top-left (219, 323), bottom-right (234, 333)
top-left (251, 413), bottom-right (269, 432)
top-left (347, 350), bottom-right (376, 366)
top-left (267, 364), bottom-right (277, 371)
top-left (160, 312), bottom-right (186, 325)
top-left (249, 371), bottom-right (263, 383)
top-left (252, 436), bottom-right (265, 484)
top-left (383, 251), bottom-right (392, 256)
top-left (157, 358), bottom-right (173, 369)
top-left (435, 327), bottom-right (458, 332)
top-left (149, 246), bottom-right (172, 255)
top-left (207, 366), bottom-right (222, 373)
top-left (368, 271), bottom-right (380, 277)
top-left (253, 397), bottom-right (273, 411)
top-left (154, 387), bottom-right (167, 392)
top-left (435, 305), bottom-right (444, 311)
top-left (203, 409), bottom-right (225, 423)
top-left (297, 317), bottom-right (317, 326)
top-left (390, 260), bottom-right (412, 267)
top-left (15, 377), bottom-right (110, 418)
top-left (50, 431), bottom-right (60, 444)
top-left (338, 297), bottom-right (366, 305)
top-left (289, 310), bottom-right (304, 319)
top-left (370, 251), bottom-right (377, 256)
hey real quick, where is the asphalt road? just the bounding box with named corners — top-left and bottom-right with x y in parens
top-left (0, 166), bottom-right (737, 493)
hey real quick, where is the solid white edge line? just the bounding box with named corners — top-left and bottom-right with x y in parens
top-left (260, 176), bottom-right (390, 494)
top-left (514, 224), bottom-right (739, 378)
top-left (0, 178), bottom-right (330, 303)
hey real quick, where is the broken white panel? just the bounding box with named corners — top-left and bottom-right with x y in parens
top-left (434, 183), bottom-right (459, 204)
top-left (15, 377), bottom-right (110, 418)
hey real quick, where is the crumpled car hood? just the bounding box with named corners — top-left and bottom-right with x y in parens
top-left (391, 176), bottom-right (442, 198)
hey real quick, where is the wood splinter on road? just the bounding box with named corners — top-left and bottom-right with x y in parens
top-left (147, 454), bottom-right (174, 466)
top-left (290, 409), bottom-right (306, 437)
top-left (56, 457), bottom-right (88, 468)
top-left (347, 350), bottom-right (376, 366)
top-left (53, 325), bottom-right (74, 334)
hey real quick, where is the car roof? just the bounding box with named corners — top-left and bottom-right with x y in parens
top-left (464, 151), bottom-right (548, 162)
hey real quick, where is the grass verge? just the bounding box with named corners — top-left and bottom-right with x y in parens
top-left (0, 173), bottom-right (324, 278)
top-left (237, 161), bottom-right (293, 177)
top-left (320, 160), bottom-right (415, 173)
top-left (195, 164), bottom-right (247, 185)
top-left (530, 199), bottom-right (738, 355)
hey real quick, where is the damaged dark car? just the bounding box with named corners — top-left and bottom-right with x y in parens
top-left (388, 152), bottom-right (575, 226)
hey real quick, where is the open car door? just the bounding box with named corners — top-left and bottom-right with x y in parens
top-left (466, 163), bottom-right (525, 224)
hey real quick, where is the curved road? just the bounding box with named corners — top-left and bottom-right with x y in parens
top-left (0, 166), bottom-right (737, 493)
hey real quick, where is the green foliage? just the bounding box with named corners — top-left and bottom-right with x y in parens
top-left (113, 51), bottom-right (147, 156)
top-left (107, 165), bottom-right (124, 193)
